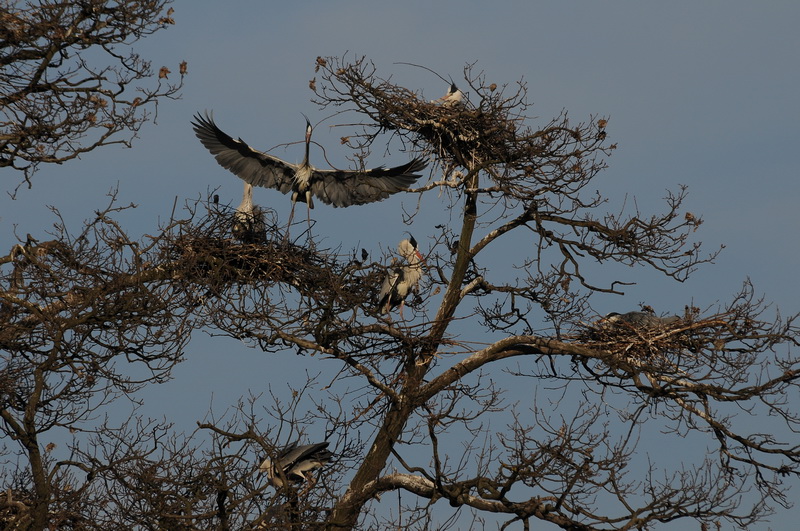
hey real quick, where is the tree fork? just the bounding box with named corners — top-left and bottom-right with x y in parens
top-left (328, 169), bottom-right (480, 529)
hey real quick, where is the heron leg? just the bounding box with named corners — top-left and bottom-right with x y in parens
top-left (284, 201), bottom-right (297, 243)
top-left (305, 190), bottom-right (314, 242)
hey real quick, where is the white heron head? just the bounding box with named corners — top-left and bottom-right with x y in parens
top-left (399, 235), bottom-right (424, 264)
top-left (258, 456), bottom-right (284, 487)
top-left (258, 456), bottom-right (273, 474)
top-left (301, 113), bottom-right (312, 144)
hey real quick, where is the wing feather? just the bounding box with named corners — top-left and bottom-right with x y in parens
top-left (378, 267), bottom-right (406, 312)
top-left (277, 442), bottom-right (330, 470)
top-left (192, 112), bottom-right (297, 194)
top-left (310, 158), bottom-right (427, 207)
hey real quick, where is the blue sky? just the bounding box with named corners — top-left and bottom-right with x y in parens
top-left (3, 1), bottom-right (799, 528)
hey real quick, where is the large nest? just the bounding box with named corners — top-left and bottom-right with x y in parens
top-left (577, 315), bottom-right (733, 377)
top-left (312, 56), bottom-right (612, 186)
top-left (369, 84), bottom-right (520, 168)
top-left (167, 233), bottom-right (325, 289)
top-left (160, 206), bottom-right (384, 313)
top-left (314, 57), bottom-right (520, 168)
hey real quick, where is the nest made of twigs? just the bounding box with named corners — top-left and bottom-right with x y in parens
top-left (166, 233), bottom-right (326, 288)
top-left (160, 209), bottom-right (388, 315)
top-left (577, 316), bottom-right (727, 375)
top-left (376, 92), bottom-right (521, 169)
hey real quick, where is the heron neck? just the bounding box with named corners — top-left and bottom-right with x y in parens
top-left (237, 183), bottom-right (254, 213)
top-left (403, 255), bottom-right (424, 287)
top-left (303, 134), bottom-right (311, 168)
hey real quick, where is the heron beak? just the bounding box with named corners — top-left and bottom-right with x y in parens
top-left (300, 113), bottom-right (312, 145)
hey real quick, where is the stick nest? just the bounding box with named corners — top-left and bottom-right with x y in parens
top-left (161, 207), bottom-right (383, 311)
top-left (315, 57), bottom-right (533, 170)
top-left (578, 316), bottom-right (730, 375)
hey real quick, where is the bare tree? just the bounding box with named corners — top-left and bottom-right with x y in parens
top-left (0, 0), bottom-right (186, 189)
top-left (2, 54), bottom-right (799, 530)
top-left (0, 194), bottom-right (200, 528)
top-left (307, 56), bottom-right (800, 530)
top-left (197, 56), bottom-right (799, 529)
top-left (0, 197), bottom-right (357, 529)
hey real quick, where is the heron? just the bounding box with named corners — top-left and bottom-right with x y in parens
top-left (191, 112), bottom-right (427, 230)
top-left (378, 235), bottom-right (426, 318)
top-left (259, 441), bottom-right (334, 489)
top-left (604, 311), bottom-right (681, 329)
top-left (231, 182), bottom-right (267, 243)
top-left (431, 82), bottom-right (464, 106)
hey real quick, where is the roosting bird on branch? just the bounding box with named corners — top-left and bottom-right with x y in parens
top-left (192, 112), bottom-right (427, 229)
top-left (378, 235), bottom-right (426, 319)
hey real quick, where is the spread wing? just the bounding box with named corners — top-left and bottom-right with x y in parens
top-left (192, 112), bottom-right (297, 194)
top-left (277, 441), bottom-right (330, 471)
top-left (310, 158), bottom-right (427, 208)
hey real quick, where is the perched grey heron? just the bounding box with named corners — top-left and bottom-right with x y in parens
top-left (378, 235), bottom-right (426, 318)
top-left (231, 182), bottom-right (267, 243)
top-left (604, 311), bottom-right (681, 329)
top-left (431, 82), bottom-right (464, 106)
top-left (259, 441), bottom-right (334, 488)
top-left (192, 112), bottom-right (427, 229)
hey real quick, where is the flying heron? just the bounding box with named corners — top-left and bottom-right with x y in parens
top-left (192, 112), bottom-right (427, 230)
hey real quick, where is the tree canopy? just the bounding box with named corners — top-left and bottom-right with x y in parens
top-left (2, 41), bottom-right (799, 531)
top-left (1, 0), bottom-right (185, 190)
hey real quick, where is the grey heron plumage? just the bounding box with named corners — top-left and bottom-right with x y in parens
top-left (604, 311), bottom-right (681, 329)
top-left (432, 82), bottom-right (464, 106)
top-left (378, 235), bottom-right (426, 318)
top-left (259, 441), bottom-right (334, 488)
top-left (192, 112), bottom-right (427, 229)
top-left (232, 182), bottom-right (266, 243)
